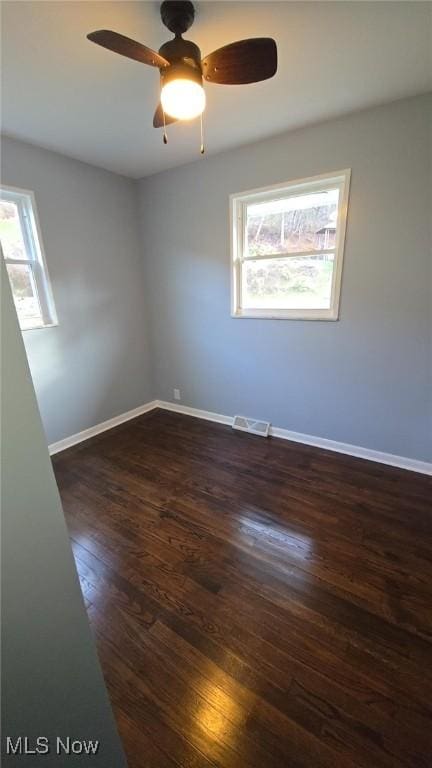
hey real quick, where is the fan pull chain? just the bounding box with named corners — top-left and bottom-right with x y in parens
top-left (162, 106), bottom-right (168, 145)
top-left (200, 112), bottom-right (205, 155)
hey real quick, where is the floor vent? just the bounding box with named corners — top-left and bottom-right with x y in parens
top-left (232, 415), bottom-right (270, 437)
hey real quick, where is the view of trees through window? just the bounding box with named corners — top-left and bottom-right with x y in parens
top-left (0, 198), bottom-right (44, 329)
top-left (243, 189), bottom-right (339, 309)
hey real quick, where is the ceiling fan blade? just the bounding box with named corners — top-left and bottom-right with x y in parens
top-left (202, 38), bottom-right (277, 85)
top-left (153, 103), bottom-right (178, 128)
top-left (87, 30), bottom-right (170, 69)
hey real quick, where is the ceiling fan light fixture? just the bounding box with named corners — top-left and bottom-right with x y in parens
top-left (161, 77), bottom-right (205, 121)
top-left (87, 2), bottom-right (278, 140)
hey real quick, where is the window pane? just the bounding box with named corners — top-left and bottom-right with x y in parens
top-left (6, 263), bottom-right (44, 329)
top-left (241, 254), bottom-right (334, 310)
top-left (246, 189), bottom-right (339, 257)
top-left (0, 199), bottom-right (28, 260)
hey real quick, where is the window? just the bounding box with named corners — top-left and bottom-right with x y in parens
top-left (230, 170), bottom-right (350, 320)
top-left (0, 186), bottom-right (57, 330)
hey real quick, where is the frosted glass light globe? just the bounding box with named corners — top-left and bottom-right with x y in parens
top-left (161, 79), bottom-right (206, 120)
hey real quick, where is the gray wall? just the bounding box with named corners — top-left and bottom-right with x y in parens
top-left (1, 136), bottom-right (152, 445)
top-left (1, 260), bottom-right (127, 766)
top-left (139, 95), bottom-right (432, 462)
top-left (2, 96), bottom-right (431, 461)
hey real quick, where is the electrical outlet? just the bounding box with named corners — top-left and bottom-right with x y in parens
top-left (173, 388), bottom-right (181, 401)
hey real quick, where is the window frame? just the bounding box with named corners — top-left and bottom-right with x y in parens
top-left (230, 169), bottom-right (351, 320)
top-left (0, 184), bottom-right (58, 331)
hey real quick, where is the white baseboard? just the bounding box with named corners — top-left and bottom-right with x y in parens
top-left (156, 399), bottom-right (233, 426)
top-left (155, 400), bottom-right (432, 476)
top-left (269, 424), bottom-right (432, 475)
top-left (49, 397), bottom-right (431, 476)
top-left (48, 400), bottom-right (159, 455)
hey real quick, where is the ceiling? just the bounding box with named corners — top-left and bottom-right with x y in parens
top-left (2, 2), bottom-right (431, 178)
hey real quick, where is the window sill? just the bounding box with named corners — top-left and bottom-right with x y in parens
top-left (21, 321), bottom-right (59, 332)
top-left (231, 308), bottom-right (339, 321)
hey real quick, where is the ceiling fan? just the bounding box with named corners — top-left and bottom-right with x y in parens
top-left (87, 0), bottom-right (277, 149)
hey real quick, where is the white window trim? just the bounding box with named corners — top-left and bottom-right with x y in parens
top-left (230, 169), bottom-right (351, 320)
top-left (1, 184), bottom-right (58, 331)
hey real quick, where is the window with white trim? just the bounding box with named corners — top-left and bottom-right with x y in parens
top-left (0, 186), bottom-right (57, 330)
top-left (231, 170), bottom-right (350, 320)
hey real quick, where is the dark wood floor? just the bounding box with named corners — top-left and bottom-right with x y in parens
top-left (53, 409), bottom-right (432, 768)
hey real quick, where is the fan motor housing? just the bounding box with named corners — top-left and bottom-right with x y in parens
top-left (158, 37), bottom-right (202, 70)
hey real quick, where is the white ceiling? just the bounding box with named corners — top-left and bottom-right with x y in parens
top-left (2, 2), bottom-right (431, 178)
